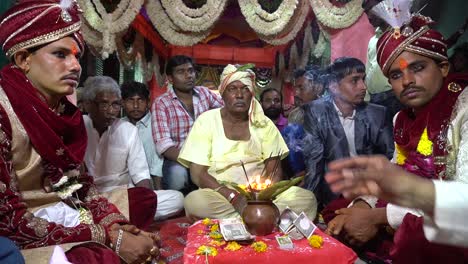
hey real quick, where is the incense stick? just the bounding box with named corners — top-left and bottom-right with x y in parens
top-left (240, 160), bottom-right (253, 190)
top-left (269, 150), bottom-right (282, 182)
top-left (259, 152), bottom-right (273, 178)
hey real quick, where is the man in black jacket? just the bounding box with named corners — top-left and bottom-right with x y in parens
top-left (302, 57), bottom-right (394, 208)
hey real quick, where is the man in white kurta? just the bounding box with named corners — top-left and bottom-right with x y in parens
top-left (82, 76), bottom-right (183, 220)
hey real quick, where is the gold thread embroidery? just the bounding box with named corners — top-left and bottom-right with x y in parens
top-left (24, 213), bottom-right (49, 238)
top-left (99, 213), bottom-right (127, 227)
top-left (6, 22), bottom-right (81, 57)
top-left (90, 224), bottom-right (107, 244)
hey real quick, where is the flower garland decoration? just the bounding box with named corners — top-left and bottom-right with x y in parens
top-left (225, 241), bottom-right (242, 251)
top-left (145, 0), bottom-right (211, 46)
top-left (259, 0), bottom-right (310, 45)
top-left (116, 32), bottom-right (145, 69)
top-left (308, 235), bottom-right (324, 249)
top-left (238, 0), bottom-right (298, 36)
top-left (416, 128), bottom-right (433, 156)
top-left (310, 0), bottom-right (364, 29)
top-left (251, 241), bottom-right (268, 253)
top-left (312, 31), bottom-right (328, 59)
top-left (160, 0), bottom-right (228, 33)
top-left (396, 127), bottom-right (434, 165)
top-left (77, 0), bottom-right (144, 58)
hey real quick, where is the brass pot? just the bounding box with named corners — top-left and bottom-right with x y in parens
top-left (242, 200), bottom-right (280, 236)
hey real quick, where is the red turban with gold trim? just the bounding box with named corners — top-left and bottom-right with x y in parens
top-left (376, 14), bottom-right (448, 76)
top-left (0, 0), bottom-right (84, 58)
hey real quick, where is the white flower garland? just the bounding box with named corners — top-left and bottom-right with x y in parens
top-left (259, 0), bottom-right (310, 45)
top-left (145, 0), bottom-right (211, 46)
top-left (312, 31), bottom-right (327, 58)
top-left (160, 0), bottom-right (228, 33)
top-left (299, 23), bottom-right (315, 67)
top-left (78, 0), bottom-right (143, 58)
top-left (116, 32), bottom-right (144, 69)
top-left (310, 0), bottom-right (363, 29)
top-left (238, 0), bottom-right (298, 36)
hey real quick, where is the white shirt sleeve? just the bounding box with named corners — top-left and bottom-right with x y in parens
top-left (348, 195), bottom-right (378, 208)
top-left (127, 128), bottom-right (151, 186)
top-left (423, 181), bottom-right (468, 247)
top-left (386, 203), bottom-right (423, 229)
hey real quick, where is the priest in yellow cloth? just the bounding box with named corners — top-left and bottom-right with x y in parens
top-left (179, 64), bottom-right (317, 221)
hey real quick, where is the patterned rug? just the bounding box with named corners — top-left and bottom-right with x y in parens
top-left (148, 217), bottom-right (191, 264)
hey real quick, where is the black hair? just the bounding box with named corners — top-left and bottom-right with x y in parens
top-left (293, 64), bottom-right (322, 79)
top-left (452, 42), bottom-right (468, 59)
top-left (260, 87), bottom-right (282, 103)
top-left (121, 81), bottom-right (150, 100)
top-left (327, 57), bottom-right (366, 82)
top-left (165, 55), bottom-right (194, 75)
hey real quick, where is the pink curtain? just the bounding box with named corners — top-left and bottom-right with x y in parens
top-left (330, 14), bottom-right (374, 64)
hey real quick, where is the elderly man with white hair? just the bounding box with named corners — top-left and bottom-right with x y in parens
top-left (179, 64), bottom-right (317, 221)
top-left (82, 76), bottom-right (184, 221)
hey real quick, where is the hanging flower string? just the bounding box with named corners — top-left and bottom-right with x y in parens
top-left (308, 235), bottom-right (324, 249)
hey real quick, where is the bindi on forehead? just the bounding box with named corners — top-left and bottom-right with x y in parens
top-left (71, 45), bottom-right (79, 56)
top-left (399, 58), bottom-right (409, 71)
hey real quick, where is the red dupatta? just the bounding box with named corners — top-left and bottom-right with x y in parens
top-left (394, 73), bottom-right (468, 179)
top-left (0, 64), bottom-right (87, 186)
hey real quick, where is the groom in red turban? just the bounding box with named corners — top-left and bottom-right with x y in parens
top-left (0, 1), bottom-right (159, 263)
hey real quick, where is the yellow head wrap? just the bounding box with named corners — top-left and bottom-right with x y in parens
top-left (218, 64), bottom-right (268, 128)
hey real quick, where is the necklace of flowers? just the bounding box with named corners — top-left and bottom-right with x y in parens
top-left (78, 0), bottom-right (143, 58)
top-left (146, 53), bottom-right (166, 87)
top-left (238, 0), bottom-right (298, 36)
top-left (395, 127), bottom-right (433, 165)
top-left (160, 0), bottom-right (228, 33)
top-left (310, 0), bottom-right (363, 29)
top-left (259, 0), bottom-right (310, 45)
top-left (145, 0), bottom-right (211, 46)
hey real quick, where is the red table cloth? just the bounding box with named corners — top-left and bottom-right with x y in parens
top-left (184, 220), bottom-right (357, 264)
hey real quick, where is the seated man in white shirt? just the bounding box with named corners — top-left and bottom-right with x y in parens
top-left (82, 76), bottom-right (184, 220)
top-left (121, 81), bottom-right (164, 190)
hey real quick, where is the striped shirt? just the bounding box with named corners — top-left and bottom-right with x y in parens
top-left (151, 86), bottom-right (223, 155)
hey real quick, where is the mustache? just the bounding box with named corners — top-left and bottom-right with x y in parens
top-left (400, 85), bottom-right (423, 97)
top-left (61, 73), bottom-right (79, 81)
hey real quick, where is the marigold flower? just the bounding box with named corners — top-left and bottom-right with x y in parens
top-left (202, 218), bottom-right (214, 226)
top-left (210, 224), bottom-right (219, 232)
top-left (225, 241), bottom-right (242, 251)
top-left (209, 231), bottom-right (223, 240)
top-left (308, 235), bottom-right (323, 249)
top-left (395, 144), bottom-right (407, 165)
top-left (251, 241), bottom-right (268, 253)
top-left (209, 240), bottom-right (226, 247)
top-left (196, 245), bottom-right (218, 257)
top-left (416, 128), bottom-right (433, 156)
